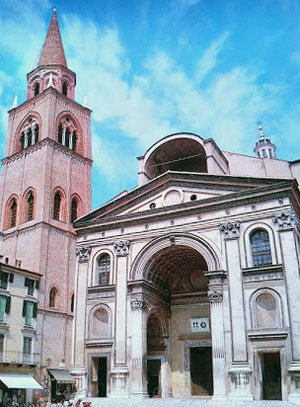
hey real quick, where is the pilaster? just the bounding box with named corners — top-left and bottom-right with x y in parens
top-left (273, 211), bottom-right (300, 403)
top-left (220, 222), bottom-right (252, 400)
top-left (71, 246), bottom-right (91, 397)
top-left (205, 270), bottom-right (227, 400)
top-left (130, 297), bottom-right (149, 398)
top-left (109, 240), bottom-right (130, 398)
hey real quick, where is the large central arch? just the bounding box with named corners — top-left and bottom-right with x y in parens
top-left (129, 232), bottom-right (222, 398)
top-left (130, 232), bottom-right (221, 282)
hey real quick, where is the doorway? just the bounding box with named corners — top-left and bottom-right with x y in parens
top-left (190, 347), bottom-right (213, 396)
top-left (91, 357), bottom-right (107, 397)
top-left (261, 352), bottom-right (282, 400)
top-left (147, 359), bottom-right (161, 397)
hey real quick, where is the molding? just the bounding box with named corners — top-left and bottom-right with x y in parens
top-left (248, 329), bottom-right (288, 341)
top-left (242, 264), bottom-right (283, 283)
top-left (2, 137), bottom-right (92, 166)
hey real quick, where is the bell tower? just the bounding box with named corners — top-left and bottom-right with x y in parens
top-left (0, 8), bottom-right (92, 382)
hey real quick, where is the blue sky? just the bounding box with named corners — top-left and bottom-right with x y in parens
top-left (1, 0), bottom-right (300, 209)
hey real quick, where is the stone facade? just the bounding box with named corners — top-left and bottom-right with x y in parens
top-left (73, 132), bottom-right (300, 404)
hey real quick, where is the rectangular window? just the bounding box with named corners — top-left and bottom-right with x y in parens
top-left (0, 272), bottom-right (8, 289)
top-left (0, 295), bottom-right (10, 322)
top-left (23, 300), bottom-right (37, 327)
top-left (24, 278), bottom-right (35, 296)
top-left (23, 336), bottom-right (33, 364)
top-left (0, 334), bottom-right (4, 361)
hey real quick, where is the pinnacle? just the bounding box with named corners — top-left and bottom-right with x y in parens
top-left (38, 8), bottom-right (67, 67)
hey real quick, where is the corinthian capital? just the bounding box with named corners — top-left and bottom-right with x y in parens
top-left (208, 290), bottom-right (223, 303)
top-left (76, 246), bottom-right (92, 263)
top-left (131, 298), bottom-right (148, 311)
top-left (273, 211), bottom-right (299, 231)
top-left (113, 240), bottom-right (130, 256)
top-left (219, 221), bottom-right (240, 239)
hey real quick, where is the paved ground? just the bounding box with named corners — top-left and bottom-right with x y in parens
top-left (86, 397), bottom-right (298, 407)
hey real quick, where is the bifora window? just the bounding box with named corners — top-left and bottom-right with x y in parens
top-left (250, 229), bottom-right (272, 266)
top-left (98, 254), bottom-right (110, 286)
top-left (19, 117), bottom-right (39, 151)
top-left (57, 115), bottom-right (77, 151)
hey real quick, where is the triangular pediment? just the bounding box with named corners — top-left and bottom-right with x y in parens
top-left (75, 171), bottom-right (295, 228)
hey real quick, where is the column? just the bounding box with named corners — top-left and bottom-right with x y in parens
top-left (109, 240), bottom-right (130, 398)
top-left (219, 222), bottom-right (252, 400)
top-left (130, 297), bottom-right (149, 398)
top-left (71, 246), bottom-right (91, 397)
top-left (273, 212), bottom-right (300, 403)
top-left (205, 270), bottom-right (227, 400)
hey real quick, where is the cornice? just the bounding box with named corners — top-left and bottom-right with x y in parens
top-left (3, 220), bottom-right (77, 240)
top-left (2, 137), bottom-right (92, 166)
top-left (77, 171), bottom-right (295, 223)
top-left (75, 181), bottom-right (295, 235)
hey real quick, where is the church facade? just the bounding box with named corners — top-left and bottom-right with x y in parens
top-left (72, 131), bottom-right (300, 403)
top-left (1, 7), bottom-right (300, 405)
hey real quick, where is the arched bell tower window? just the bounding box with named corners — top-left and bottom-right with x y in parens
top-left (18, 117), bottom-right (40, 152)
top-left (62, 82), bottom-right (68, 96)
top-left (49, 287), bottom-right (57, 308)
top-left (250, 229), bottom-right (272, 267)
top-left (34, 83), bottom-right (40, 96)
top-left (70, 198), bottom-right (78, 223)
top-left (53, 192), bottom-right (61, 221)
top-left (26, 192), bottom-right (34, 221)
top-left (9, 198), bottom-right (17, 228)
top-left (56, 115), bottom-right (77, 151)
top-left (98, 254), bottom-right (111, 286)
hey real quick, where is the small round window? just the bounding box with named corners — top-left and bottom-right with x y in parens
top-left (150, 202), bottom-right (156, 210)
top-left (190, 194), bottom-right (197, 201)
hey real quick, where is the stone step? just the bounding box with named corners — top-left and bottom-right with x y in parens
top-left (84, 398), bottom-right (297, 407)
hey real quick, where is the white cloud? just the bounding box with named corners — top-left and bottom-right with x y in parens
top-left (195, 31), bottom-right (230, 83)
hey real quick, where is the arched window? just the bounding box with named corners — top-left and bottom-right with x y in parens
top-left (26, 192), bottom-right (34, 221)
top-left (9, 199), bottom-right (17, 228)
top-left (92, 308), bottom-right (109, 338)
top-left (49, 287), bottom-right (57, 308)
top-left (70, 294), bottom-right (74, 313)
top-left (62, 82), bottom-right (68, 96)
top-left (34, 83), bottom-right (40, 96)
top-left (53, 192), bottom-right (61, 220)
top-left (56, 115), bottom-right (77, 151)
top-left (70, 198), bottom-right (78, 223)
top-left (18, 117), bottom-right (39, 152)
top-left (98, 254), bottom-right (110, 286)
top-left (250, 229), bottom-right (272, 266)
top-left (255, 292), bottom-right (278, 328)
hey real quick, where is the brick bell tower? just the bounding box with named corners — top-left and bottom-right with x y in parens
top-left (0, 7), bottom-right (92, 384)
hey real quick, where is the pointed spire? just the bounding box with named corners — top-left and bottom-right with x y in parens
top-left (10, 94), bottom-right (18, 109)
top-left (84, 96), bottom-right (89, 108)
top-left (38, 7), bottom-right (67, 67)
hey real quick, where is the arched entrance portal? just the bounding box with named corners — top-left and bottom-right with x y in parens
top-left (144, 245), bottom-right (213, 398)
